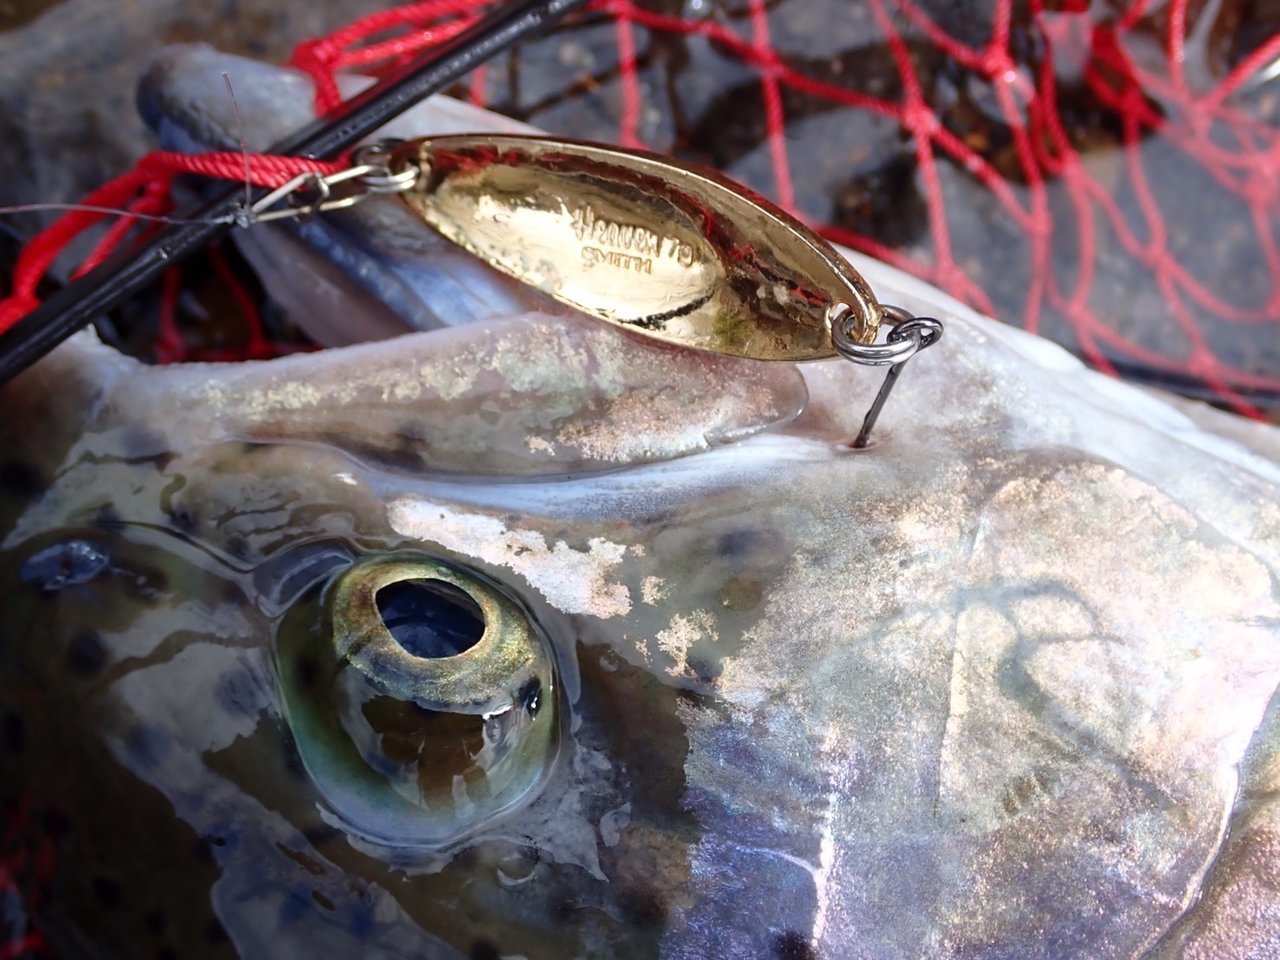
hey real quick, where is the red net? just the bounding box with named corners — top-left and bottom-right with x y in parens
top-left (3, 0), bottom-right (1279, 416)
top-left (284, 0), bottom-right (1280, 418)
top-left (482, 0), bottom-right (1280, 417)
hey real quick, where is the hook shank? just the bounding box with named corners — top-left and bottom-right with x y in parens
top-left (830, 303), bottom-right (943, 448)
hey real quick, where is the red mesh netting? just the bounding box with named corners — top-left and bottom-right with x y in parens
top-left (4, 0), bottom-right (1279, 415)
top-left (269, 0), bottom-right (1280, 418)
top-left (2, 0), bottom-right (1280, 414)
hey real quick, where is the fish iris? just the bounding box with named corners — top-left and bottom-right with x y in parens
top-left (275, 554), bottom-right (559, 848)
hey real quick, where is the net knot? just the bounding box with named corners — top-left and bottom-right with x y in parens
top-left (978, 48), bottom-right (1016, 81)
top-left (901, 102), bottom-right (939, 138)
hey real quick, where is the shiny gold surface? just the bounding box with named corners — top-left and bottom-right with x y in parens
top-left (390, 136), bottom-right (881, 360)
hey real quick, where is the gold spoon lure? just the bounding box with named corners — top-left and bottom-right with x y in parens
top-left (251, 135), bottom-right (944, 447)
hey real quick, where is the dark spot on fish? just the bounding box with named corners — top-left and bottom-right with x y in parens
top-left (281, 728), bottom-right (308, 781)
top-left (470, 940), bottom-right (501, 960)
top-left (716, 529), bottom-right (770, 560)
top-left (20, 539), bottom-right (110, 592)
top-left (215, 666), bottom-right (263, 718)
top-left (66, 630), bottom-right (107, 678)
top-left (93, 505), bottom-right (124, 531)
top-left (774, 930), bottom-right (817, 960)
top-left (2, 712), bottom-right (24, 754)
top-left (144, 910), bottom-right (166, 934)
top-left (311, 891), bottom-right (335, 912)
top-left (124, 724), bottom-right (172, 771)
top-left (91, 875), bottom-right (121, 908)
top-left (719, 575), bottom-right (764, 612)
top-left (1015, 774), bottom-right (1037, 805)
top-left (344, 891), bottom-right (376, 941)
top-left (165, 503), bottom-right (199, 535)
top-left (276, 842), bottom-right (326, 877)
top-left (193, 836), bottom-right (226, 865)
top-left (204, 918), bottom-right (229, 944)
top-left (295, 654), bottom-right (321, 691)
top-left (675, 686), bottom-right (710, 707)
top-left (372, 443), bottom-right (426, 472)
top-left (685, 655), bottom-right (721, 684)
top-left (326, 432), bottom-right (426, 473)
top-left (551, 894), bottom-right (579, 924)
top-left (395, 420), bottom-right (429, 449)
top-left (0, 460), bottom-right (45, 499)
top-left (224, 535), bottom-right (249, 561)
top-left (120, 424), bottom-right (169, 462)
top-left (519, 676), bottom-right (542, 717)
top-left (621, 886), bottom-right (667, 927)
top-left (450, 846), bottom-right (479, 872)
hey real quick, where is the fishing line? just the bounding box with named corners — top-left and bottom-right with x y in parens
top-left (224, 72), bottom-right (256, 216)
top-left (0, 204), bottom-right (236, 226)
top-left (0, 74), bottom-right (297, 234)
top-left (0, 73), bottom-right (286, 231)
top-left (0, 71), bottom-right (319, 237)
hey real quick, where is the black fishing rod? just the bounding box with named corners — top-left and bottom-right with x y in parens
top-left (0, 0), bottom-right (586, 385)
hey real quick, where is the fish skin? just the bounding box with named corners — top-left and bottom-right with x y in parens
top-left (4, 55), bottom-right (1280, 960)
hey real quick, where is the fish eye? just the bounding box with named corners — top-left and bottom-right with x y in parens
top-left (275, 554), bottom-right (558, 849)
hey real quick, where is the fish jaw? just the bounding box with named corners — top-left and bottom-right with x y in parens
top-left (3, 313), bottom-right (807, 498)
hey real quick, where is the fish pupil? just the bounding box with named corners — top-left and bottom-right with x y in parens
top-left (374, 578), bottom-right (485, 659)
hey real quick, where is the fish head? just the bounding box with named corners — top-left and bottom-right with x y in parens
top-left (4, 46), bottom-right (1280, 960)
top-left (0, 279), bottom-right (826, 957)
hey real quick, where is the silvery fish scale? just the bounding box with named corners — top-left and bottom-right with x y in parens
top-left (2, 48), bottom-right (1280, 960)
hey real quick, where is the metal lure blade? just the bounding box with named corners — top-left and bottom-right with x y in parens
top-left (388, 135), bottom-right (883, 361)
